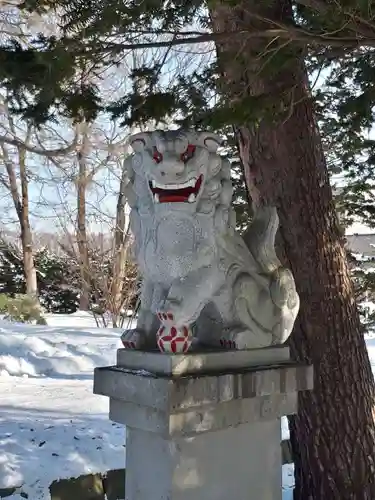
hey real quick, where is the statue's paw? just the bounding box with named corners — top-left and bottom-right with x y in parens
top-left (220, 330), bottom-right (272, 350)
top-left (157, 305), bottom-right (192, 328)
top-left (219, 338), bottom-right (237, 349)
top-left (121, 329), bottom-right (148, 350)
top-left (234, 331), bottom-right (272, 349)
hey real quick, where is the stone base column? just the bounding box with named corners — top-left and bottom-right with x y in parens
top-left (94, 346), bottom-right (313, 500)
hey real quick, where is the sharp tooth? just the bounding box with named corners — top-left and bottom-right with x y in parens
top-left (188, 193), bottom-right (196, 203)
top-left (155, 182), bottom-right (171, 190)
top-left (153, 179), bottom-right (197, 190)
top-left (152, 179), bottom-right (198, 191)
top-left (154, 194), bottom-right (160, 203)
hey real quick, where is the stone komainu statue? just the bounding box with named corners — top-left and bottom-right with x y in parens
top-left (121, 129), bottom-right (299, 352)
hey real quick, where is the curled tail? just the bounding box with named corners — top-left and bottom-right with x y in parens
top-left (233, 269), bottom-right (300, 346)
top-left (243, 206), bottom-right (281, 274)
top-left (236, 207), bottom-right (300, 344)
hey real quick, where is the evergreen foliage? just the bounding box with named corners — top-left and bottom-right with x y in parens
top-left (346, 250), bottom-right (375, 329)
top-left (3, 294), bottom-right (47, 325)
top-left (0, 238), bottom-right (80, 313)
top-left (0, 0), bottom-right (371, 134)
top-left (220, 130), bottom-right (252, 233)
top-left (35, 248), bottom-right (80, 313)
top-left (313, 53), bottom-right (375, 230)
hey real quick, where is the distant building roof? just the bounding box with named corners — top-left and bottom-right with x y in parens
top-left (346, 234), bottom-right (375, 257)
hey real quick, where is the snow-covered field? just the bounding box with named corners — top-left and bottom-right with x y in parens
top-left (0, 312), bottom-right (125, 499)
top-left (1, 312), bottom-right (375, 499)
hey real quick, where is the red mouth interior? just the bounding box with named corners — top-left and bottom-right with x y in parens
top-left (149, 175), bottom-right (203, 203)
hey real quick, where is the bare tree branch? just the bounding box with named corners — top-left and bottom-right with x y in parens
top-left (0, 132), bottom-right (79, 157)
top-left (89, 27), bottom-right (375, 53)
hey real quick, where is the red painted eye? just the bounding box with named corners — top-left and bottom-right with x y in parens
top-left (153, 147), bottom-right (163, 164)
top-left (180, 144), bottom-right (196, 163)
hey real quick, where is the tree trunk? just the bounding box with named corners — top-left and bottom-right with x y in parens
top-left (20, 222), bottom-right (38, 297)
top-left (18, 145), bottom-right (38, 297)
top-left (76, 133), bottom-right (91, 311)
top-left (210, 2), bottom-right (375, 498)
top-left (76, 182), bottom-right (91, 311)
top-left (109, 158), bottom-right (129, 327)
top-left (1, 140), bottom-right (38, 297)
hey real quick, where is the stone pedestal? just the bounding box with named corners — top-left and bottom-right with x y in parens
top-left (94, 346), bottom-right (313, 500)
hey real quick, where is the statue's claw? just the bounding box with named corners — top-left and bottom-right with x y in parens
top-left (157, 311), bottom-right (174, 322)
top-left (121, 329), bottom-right (149, 350)
top-left (220, 338), bottom-right (237, 349)
top-left (122, 339), bottom-right (136, 349)
top-left (218, 328), bottom-right (272, 350)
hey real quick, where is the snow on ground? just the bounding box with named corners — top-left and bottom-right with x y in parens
top-left (0, 379), bottom-right (125, 497)
top-left (1, 312), bottom-right (375, 499)
top-left (0, 312), bottom-right (126, 499)
top-left (0, 312), bottom-right (122, 379)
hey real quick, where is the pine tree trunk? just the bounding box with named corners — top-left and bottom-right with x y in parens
top-left (210, 2), bottom-right (375, 498)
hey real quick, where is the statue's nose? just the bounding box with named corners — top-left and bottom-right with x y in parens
top-left (160, 160), bottom-right (185, 178)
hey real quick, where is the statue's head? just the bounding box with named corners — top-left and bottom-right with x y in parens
top-left (127, 129), bottom-right (228, 215)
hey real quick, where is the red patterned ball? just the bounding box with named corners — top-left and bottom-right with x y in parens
top-left (156, 324), bottom-right (192, 354)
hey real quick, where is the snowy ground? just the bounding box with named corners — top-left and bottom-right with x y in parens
top-left (0, 312), bottom-right (125, 499)
top-left (1, 313), bottom-right (375, 499)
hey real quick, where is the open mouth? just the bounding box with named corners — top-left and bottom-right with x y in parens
top-left (149, 175), bottom-right (203, 203)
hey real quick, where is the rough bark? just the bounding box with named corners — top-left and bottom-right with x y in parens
top-left (210, 1), bottom-right (375, 498)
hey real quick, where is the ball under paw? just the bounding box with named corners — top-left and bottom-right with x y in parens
top-left (156, 324), bottom-right (193, 354)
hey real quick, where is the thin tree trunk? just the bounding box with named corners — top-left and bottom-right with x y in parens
top-left (19, 222), bottom-right (37, 296)
top-left (76, 141), bottom-right (91, 311)
top-left (210, 2), bottom-right (375, 498)
top-left (0, 140), bottom-right (38, 297)
top-left (109, 159), bottom-right (129, 327)
top-left (18, 143), bottom-right (38, 296)
top-left (76, 185), bottom-right (90, 310)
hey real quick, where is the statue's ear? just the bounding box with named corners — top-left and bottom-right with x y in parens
top-left (198, 132), bottom-right (223, 153)
top-left (128, 132), bottom-right (150, 152)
